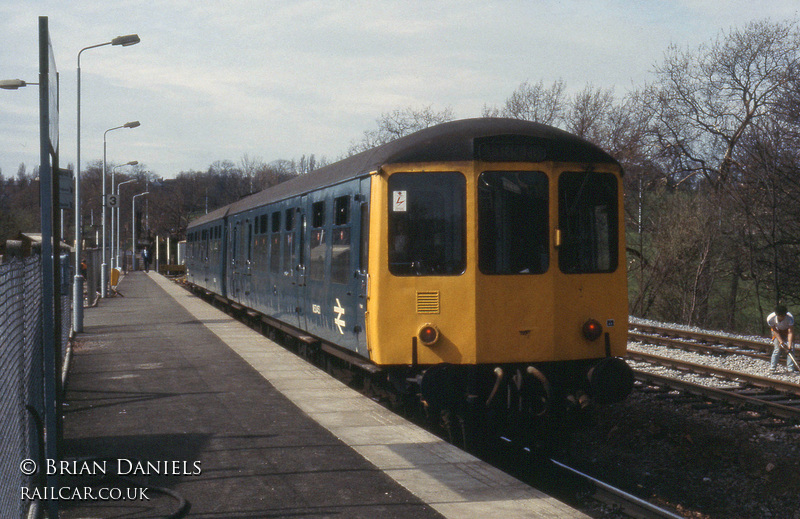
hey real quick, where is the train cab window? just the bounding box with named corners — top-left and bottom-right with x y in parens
top-left (478, 171), bottom-right (549, 275)
top-left (558, 171), bottom-right (618, 274)
top-left (388, 172), bottom-right (466, 276)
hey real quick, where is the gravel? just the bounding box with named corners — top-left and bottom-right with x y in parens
top-left (562, 325), bottom-right (800, 519)
top-left (627, 341), bottom-right (800, 388)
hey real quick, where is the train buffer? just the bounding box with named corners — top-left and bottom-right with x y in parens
top-left (61, 271), bottom-right (590, 518)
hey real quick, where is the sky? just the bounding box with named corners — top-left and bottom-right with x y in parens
top-left (2, 1), bottom-right (799, 180)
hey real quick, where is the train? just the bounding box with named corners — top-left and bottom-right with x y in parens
top-left (186, 117), bottom-right (633, 442)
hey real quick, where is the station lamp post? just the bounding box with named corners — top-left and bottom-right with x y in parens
top-left (111, 163), bottom-right (137, 269)
top-left (101, 122), bottom-right (139, 297)
top-left (74, 33), bottom-right (140, 330)
top-left (132, 191), bottom-right (149, 271)
top-left (116, 177), bottom-right (137, 270)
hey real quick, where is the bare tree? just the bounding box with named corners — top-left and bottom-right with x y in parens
top-left (348, 105), bottom-right (454, 155)
top-left (489, 79), bottom-right (567, 125)
top-left (647, 18), bottom-right (800, 189)
top-left (240, 154), bottom-right (266, 194)
top-left (632, 18), bottom-right (800, 332)
top-left (565, 85), bottom-right (615, 142)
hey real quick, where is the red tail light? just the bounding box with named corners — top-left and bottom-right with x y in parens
top-left (582, 319), bottom-right (603, 341)
top-left (418, 324), bottom-right (440, 346)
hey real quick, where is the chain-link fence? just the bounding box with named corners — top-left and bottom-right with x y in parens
top-left (0, 255), bottom-right (71, 518)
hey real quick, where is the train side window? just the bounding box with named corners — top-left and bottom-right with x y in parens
top-left (283, 208), bottom-right (296, 272)
top-left (558, 171), bottom-right (618, 274)
top-left (388, 172), bottom-right (466, 276)
top-left (312, 201), bottom-right (325, 228)
top-left (359, 202), bottom-right (369, 271)
top-left (231, 225), bottom-right (238, 263)
top-left (331, 196), bottom-right (352, 284)
top-left (285, 209), bottom-right (294, 231)
top-left (246, 220), bottom-right (253, 263)
top-left (331, 227), bottom-right (350, 284)
top-left (271, 211), bottom-right (281, 233)
top-left (283, 234), bottom-right (294, 273)
top-left (309, 228), bottom-right (326, 281)
top-left (259, 214), bottom-right (268, 234)
top-left (478, 171), bottom-right (549, 275)
top-left (270, 232), bottom-right (281, 273)
top-left (334, 196), bottom-right (349, 225)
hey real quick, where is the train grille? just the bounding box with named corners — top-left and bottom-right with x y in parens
top-left (416, 291), bottom-right (440, 314)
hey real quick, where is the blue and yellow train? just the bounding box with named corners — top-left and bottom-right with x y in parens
top-left (186, 118), bottom-right (633, 432)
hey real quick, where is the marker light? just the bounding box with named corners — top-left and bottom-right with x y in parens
top-left (418, 324), bottom-right (440, 346)
top-left (582, 319), bottom-right (603, 341)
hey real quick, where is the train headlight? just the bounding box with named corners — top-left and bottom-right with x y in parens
top-left (582, 319), bottom-right (603, 341)
top-left (418, 324), bottom-right (440, 346)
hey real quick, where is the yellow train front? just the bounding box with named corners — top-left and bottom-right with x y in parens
top-left (363, 119), bottom-right (633, 428)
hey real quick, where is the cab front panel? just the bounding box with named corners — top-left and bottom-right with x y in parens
top-left (366, 163), bottom-right (479, 366)
top-left (366, 161), bottom-right (628, 366)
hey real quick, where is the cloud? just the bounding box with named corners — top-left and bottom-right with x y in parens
top-left (2, 0), bottom-right (798, 178)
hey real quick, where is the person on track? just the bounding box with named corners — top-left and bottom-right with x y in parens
top-left (767, 304), bottom-right (796, 373)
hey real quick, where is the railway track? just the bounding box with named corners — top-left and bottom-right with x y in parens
top-left (629, 322), bottom-right (772, 357)
top-left (628, 323), bottom-right (800, 422)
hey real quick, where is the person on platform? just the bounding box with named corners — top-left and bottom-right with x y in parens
top-left (142, 247), bottom-right (151, 273)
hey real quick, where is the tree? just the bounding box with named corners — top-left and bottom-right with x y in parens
top-left (565, 85), bottom-right (615, 143)
top-left (633, 18), bottom-right (800, 332)
top-left (348, 105), bottom-right (454, 154)
top-left (240, 154), bottom-right (265, 194)
top-left (646, 19), bottom-right (800, 190)
top-left (484, 79), bottom-right (567, 125)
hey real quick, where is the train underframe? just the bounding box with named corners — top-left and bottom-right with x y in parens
top-left (389, 356), bottom-right (634, 452)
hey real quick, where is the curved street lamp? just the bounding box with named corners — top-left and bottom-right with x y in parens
top-left (74, 33), bottom-right (140, 330)
top-left (116, 177), bottom-right (138, 269)
top-left (101, 121), bottom-right (140, 297)
top-left (111, 162), bottom-right (138, 269)
top-left (0, 79), bottom-right (39, 89)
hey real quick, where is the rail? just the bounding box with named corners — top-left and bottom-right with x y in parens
top-left (550, 459), bottom-right (685, 519)
top-left (627, 330), bottom-right (800, 421)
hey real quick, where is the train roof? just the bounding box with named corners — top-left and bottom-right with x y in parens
top-left (189, 117), bottom-right (619, 228)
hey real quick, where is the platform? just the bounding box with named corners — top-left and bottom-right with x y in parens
top-left (59, 271), bottom-right (587, 518)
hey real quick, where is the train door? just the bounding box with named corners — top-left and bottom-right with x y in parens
top-left (302, 194), bottom-right (328, 341)
top-left (219, 219), bottom-right (228, 298)
top-left (326, 185), bottom-right (367, 356)
top-left (280, 203), bottom-right (301, 327)
top-left (229, 219), bottom-right (240, 301)
top-left (295, 198), bottom-right (308, 331)
top-left (241, 216), bottom-right (254, 305)
top-left (354, 179), bottom-right (370, 356)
